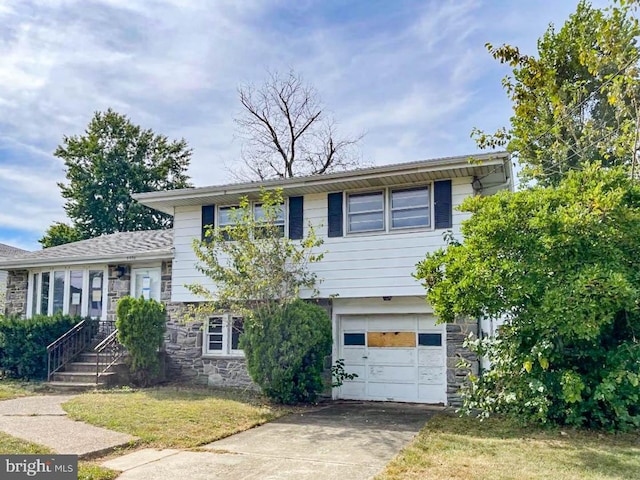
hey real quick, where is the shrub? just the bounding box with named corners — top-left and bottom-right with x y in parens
top-left (116, 296), bottom-right (166, 386)
top-left (0, 314), bottom-right (82, 379)
top-left (241, 299), bottom-right (332, 404)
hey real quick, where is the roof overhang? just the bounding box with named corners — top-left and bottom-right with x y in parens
top-left (134, 152), bottom-right (512, 215)
top-left (0, 250), bottom-right (172, 270)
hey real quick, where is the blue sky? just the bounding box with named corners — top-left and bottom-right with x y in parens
top-left (0, 0), bottom-right (609, 250)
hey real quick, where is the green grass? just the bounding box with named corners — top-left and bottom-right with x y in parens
top-left (377, 413), bottom-right (640, 480)
top-left (0, 380), bottom-right (37, 400)
top-left (63, 386), bottom-right (292, 448)
top-left (0, 432), bottom-right (118, 480)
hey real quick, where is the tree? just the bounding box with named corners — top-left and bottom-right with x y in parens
top-left (234, 70), bottom-right (362, 180)
top-left (473, 0), bottom-right (640, 185)
top-left (43, 109), bottom-right (192, 245)
top-left (38, 222), bottom-right (83, 248)
top-left (187, 188), bottom-right (324, 318)
top-left (414, 165), bottom-right (640, 430)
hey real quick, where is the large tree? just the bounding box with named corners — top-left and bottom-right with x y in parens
top-left (415, 165), bottom-right (640, 430)
top-left (38, 222), bottom-right (83, 248)
top-left (473, 0), bottom-right (640, 185)
top-left (41, 109), bottom-right (192, 245)
top-left (234, 70), bottom-right (362, 180)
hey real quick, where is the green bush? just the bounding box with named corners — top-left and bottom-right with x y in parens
top-left (0, 314), bottom-right (82, 379)
top-left (116, 296), bottom-right (166, 386)
top-left (241, 299), bottom-right (332, 404)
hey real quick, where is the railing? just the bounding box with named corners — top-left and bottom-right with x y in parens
top-left (94, 329), bottom-right (126, 384)
top-left (46, 319), bottom-right (97, 381)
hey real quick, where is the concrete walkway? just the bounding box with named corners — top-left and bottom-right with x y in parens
top-left (0, 395), bottom-right (137, 457)
top-left (104, 402), bottom-right (439, 480)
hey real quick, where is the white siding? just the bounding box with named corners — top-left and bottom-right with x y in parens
top-left (170, 177), bottom-right (475, 302)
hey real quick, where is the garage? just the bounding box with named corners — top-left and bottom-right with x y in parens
top-left (337, 314), bottom-right (446, 404)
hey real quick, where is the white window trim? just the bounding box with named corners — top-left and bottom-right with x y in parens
top-left (345, 184), bottom-right (433, 236)
top-left (203, 313), bottom-right (244, 357)
top-left (26, 266), bottom-right (108, 320)
top-left (389, 185), bottom-right (431, 230)
top-left (346, 190), bottom-right (385, 234)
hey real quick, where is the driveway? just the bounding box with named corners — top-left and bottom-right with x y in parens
top-left (104, 402), bottom-right (441, 480)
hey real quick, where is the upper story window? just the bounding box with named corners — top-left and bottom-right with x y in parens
top-left (254, 203), bottom-right (285, 237)
top-left (28, 268), bottom-right (106, 319)
top-left (217, 203), bottom-right (285, 239)
top-left (347, 191), bottom-right (385, 233)
top-left (204, 314), bottom-right (244, 356)
top-left (390, 186), bottom-right (430, 229)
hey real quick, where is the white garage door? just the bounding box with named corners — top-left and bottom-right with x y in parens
top-left (338, 314), bottom-right (446, 404)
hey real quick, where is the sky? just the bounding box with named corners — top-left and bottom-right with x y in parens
top-left (0, 0), bottom-right (610, 251)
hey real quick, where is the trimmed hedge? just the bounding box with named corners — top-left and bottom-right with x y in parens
top-left (0, 314), bottom-right (83, 379)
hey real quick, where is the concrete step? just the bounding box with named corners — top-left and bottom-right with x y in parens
top-left (51, 371), bottom-right (117, 384)
top-left (63, 361), bottom-right (125, 373)
top-left (44, 381), bottom-right (104, 393)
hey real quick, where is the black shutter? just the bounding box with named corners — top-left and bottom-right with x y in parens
top-left (327, 192), bottom-right (343, 237)
top-left (288, 196), bottom-right (304, 239)
top-left (434, 180), bottom-right (452, 229)
top-left (202, 205), bottom-right (215, 241)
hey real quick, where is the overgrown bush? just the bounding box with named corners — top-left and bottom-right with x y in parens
top-left (241, 299), bottom-right (331, 404)
top-left (116, 296), bottom-right (166, 386)
top-left (0, 314), bottom-right (82, 379)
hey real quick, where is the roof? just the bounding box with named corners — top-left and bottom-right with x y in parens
top-left (0, 230), bottom-right (173, 269)
top-left (134, 152), bottom-right (512, 214)
top-left (0, 243), bottom-right (28, 259)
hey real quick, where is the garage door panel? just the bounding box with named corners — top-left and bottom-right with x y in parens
top-left (369, 365), bottom-right (416, 382)
top-left (367, 348), bottom-right (416, 365)
top-left (419, 366), bottom-right (445, 384)
top-left (418, 348), bottom-right (444, 367)
top-left (367, 317), bottom-right (415, 331)
top-left (343, 348), bottom-right (366, 365)
top-left (419, 384), bottom-right (446, 403)
top-left (345, 364), bottom-right (366, 378)
top-left (367, 382), bottom-right (417, 401)
top-left (340, 381), bottom-right (366, 399)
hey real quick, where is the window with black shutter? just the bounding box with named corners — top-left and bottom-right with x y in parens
top-left (327, 192), bottom-right (344, 237)
top-left (434, 180), bottom-right (452, 229)
top-left (288, 196), bottom-right (304, 239)
top-left (201, 205), bottom-right (215, 241)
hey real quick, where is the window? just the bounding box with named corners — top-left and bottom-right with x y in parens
top-left (254, 203), bottom-right (285, 237)
top-left (29, 267), bottom-right (107, 319)
top-left (217, 203), bottom-right (285, 239)
top-left (131, 267), bottom-right (161, 301)
top-left (347, 191), bottom-right (384, 233)
top-left (218, 205), bottom-right (238, 240)
top-left (391, 187), bottom-right (430, 229)
top-left (204, 314), bottom-right (244, 356)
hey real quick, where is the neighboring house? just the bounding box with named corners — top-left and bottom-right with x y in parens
top-left (0, 243), bottom-right (29, 315)
top-left (0, 231), bottom-right (173, 323)
top-left (134, 152), bottom-right (513, 405)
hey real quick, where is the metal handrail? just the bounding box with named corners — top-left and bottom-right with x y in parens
top-left (94, 329), bottom-right (126, 384)
top-left (46, 319), bottom-right (97, 381)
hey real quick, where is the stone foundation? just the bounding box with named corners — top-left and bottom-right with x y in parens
top-left (4, 269), bottom-right (28, 317)
top-left (446, 320), bottom-right (479, 407)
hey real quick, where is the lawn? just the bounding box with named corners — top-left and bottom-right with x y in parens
top-left (63, 386), bottom-right (292, 448)
top-left (377, 413), bottom-right (640, 480)
top-left (0, 432), bottom-right (118, 480)
top-left (0, 380), bottom-right (36, 400)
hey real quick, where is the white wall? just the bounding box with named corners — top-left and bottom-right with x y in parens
top-left (171, 177), bottom-right (474, 302)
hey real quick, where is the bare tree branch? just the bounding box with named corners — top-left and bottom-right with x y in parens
top-left (232, 70), bottom-right (364, 179)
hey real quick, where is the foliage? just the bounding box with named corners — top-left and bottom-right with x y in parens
top-left (43, 108), bottom-right (192, 245)
top-left (240, 299), bottom-right (332, 404)
top-left (330, 358), bottom-right (359, 388)
top-left (188, 188), bottom-right (324, 318)
top-left (234, 70), bottom-right (362, 180)
top-left (473, 0), bottom-right (640, 185)
top-left (39, 222), bottom-right (84, 248)
top-left (0, 314), bottom-right (83, 379)
top-left (116, 297), bottom-right (166, 386)
top-left (414, 165), bottom-right (640, 431)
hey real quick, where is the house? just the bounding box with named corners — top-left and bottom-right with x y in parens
top-left (0, 230), bottom-right (173, 322)
top-left (0, 243), bottom-right (29, 315)
top-left (133, 152), bottom-right (513, 405)
top-left (0, 152), bottom-right (512, 404)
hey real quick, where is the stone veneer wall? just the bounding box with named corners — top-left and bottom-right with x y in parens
top-left (3, 269), bottom-right (28, 317)
top-left (446, 320), bottom-right (479, 407)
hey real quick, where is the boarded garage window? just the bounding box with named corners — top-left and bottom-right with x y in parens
top-left (418, 333), bottom-right (442, 346)
top-left (343, 333), bottom-right (366, 346)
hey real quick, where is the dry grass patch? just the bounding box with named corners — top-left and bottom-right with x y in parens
top-left (63, 386), bottom-right (291, 448)
top-left (0, 432), bottom-right (118, 480)
top-left (0, 380), bottom-right (37, 400)
top-left (377, 413), bottom-right (640, 480)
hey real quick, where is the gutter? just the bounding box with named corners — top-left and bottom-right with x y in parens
top-left (0, 250), bottom-right (173, 270)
